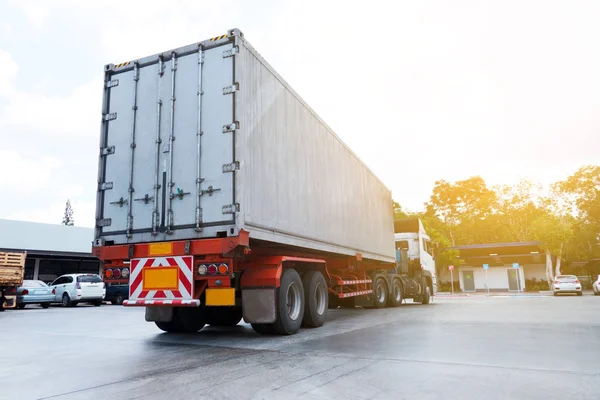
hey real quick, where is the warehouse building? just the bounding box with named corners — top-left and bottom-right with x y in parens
top-left (0, 219), bottom-right (99, 283)
top-left (451, 242), bottom-right (546, 292)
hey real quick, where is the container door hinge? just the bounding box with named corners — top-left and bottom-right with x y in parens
top-left (103, 113), bottom-right (117, 121)
top-left (105, 79), bottom-right (119, 88)
top-left (96, 218), bottom-right (112, 227)
top-left (222, 46), bottom-right (238, 58)
top-left (101, 146), bottom-right (115, 156)
top-left (222, 83), bottom-right (239, 95)
top-left (222, 162), bottom-right (240, 173)
top-left (223, 122), bottom-right (239, 133)
top-left (222, 203), bottom-right (240, 214)
top-left (99, 182), bottom-right (113, 191)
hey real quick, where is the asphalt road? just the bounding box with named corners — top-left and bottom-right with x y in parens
top-left (0, 295), bottom-right (598, 400)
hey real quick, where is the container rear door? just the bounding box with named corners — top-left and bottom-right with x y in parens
top-left (97, 43), bottom-right (236, 243)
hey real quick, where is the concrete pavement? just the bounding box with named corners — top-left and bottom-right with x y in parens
top-left (0, 296), bottom-right (598, 399)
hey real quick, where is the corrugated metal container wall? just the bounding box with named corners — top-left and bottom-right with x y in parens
top-left (95, 29), bottom-right (395, 263)
top-left (235, 39), bottom-right (395, 263)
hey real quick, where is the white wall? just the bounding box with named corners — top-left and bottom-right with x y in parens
top-left (0, 219), bottom-right (93, 254)
top-left (459, 264), bottom-right (532, 291)
top-left (523, 264), bottom-right (547, 281)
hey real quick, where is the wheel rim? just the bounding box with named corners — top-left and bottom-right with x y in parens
top-left (314, 282), bottom-right (327, 315)
top-left (286, 282), bottom-right (302, 321)
top-left (394, 283), bottom-right (401, 302)
top-left (376, 282), bottom-right (385, 303)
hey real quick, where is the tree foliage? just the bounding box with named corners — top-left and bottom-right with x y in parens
top-left (394, 165), bottom-right (599, 281)
top-left (62, 200), bottom-right (74, 226)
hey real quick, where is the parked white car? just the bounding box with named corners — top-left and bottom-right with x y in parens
top-left (49, 274), bottom-right (106, 307)
top-left (593, 275), bottom-right (600, 296)
top-left (553, 275), bottom-right (582, 296)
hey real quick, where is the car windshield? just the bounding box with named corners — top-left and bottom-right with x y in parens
top-left (557, 275), bottom-right (577, 281)
top-left (77, 275), bottom-right (102, 283)
top-left (23, 281), bottom-right (47, 288)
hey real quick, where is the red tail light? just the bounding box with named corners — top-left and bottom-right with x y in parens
top-left (554, 281), bottom-right (559, 284)
top-left (52, 288), bottom-right (56, 295)
top-left (207, 264), bottom-right (218, 275)
top-left (574, 280), bottom-right (580, 284)
top-left (22, 289), bottom-right (29, 295)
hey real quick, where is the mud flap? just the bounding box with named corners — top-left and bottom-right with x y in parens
top-left (242, 289), bottom-right (276, 324)
top-left (2, 295), bottom-right (17, 309)
top-left (145, 306), bottom-right (174, 322)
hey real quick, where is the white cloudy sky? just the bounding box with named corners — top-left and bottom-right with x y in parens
top-left (1, 0), bottom-right (599, 228)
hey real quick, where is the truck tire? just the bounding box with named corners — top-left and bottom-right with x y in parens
top-left (113, 292), bottom-right (125, 305)
top-left (420, 279), bottom-right (431, 304)
top-left (372, 278), bottom-right (388, 309)
top-left (173, 307), bottom-right (206, 333)
top-left (251, 323), bottom-right (275, 335)
top-left (157, 307), bottom-right (206, 333)
top-left (273, 268), bottom-right (305, 335)
top-left (388, 279), bottom-right (403, 307)
top-left (206, 307), bottom-right (243, 326)
top-left (302, 270), bottom-right (328, 328)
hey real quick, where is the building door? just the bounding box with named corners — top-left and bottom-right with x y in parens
top-left (507, 269), bottom-right (520, 291)
top-left (463, 270), bottom-right (475, 292)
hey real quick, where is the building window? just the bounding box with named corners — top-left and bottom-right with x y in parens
top-left (24, 258), bottom-right (36, 280)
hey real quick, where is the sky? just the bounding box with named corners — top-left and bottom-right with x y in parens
top-left (1, 0), bottom-right (599, 228)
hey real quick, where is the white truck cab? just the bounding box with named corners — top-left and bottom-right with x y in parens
top-left (394, 218), bottom-right (437, 293)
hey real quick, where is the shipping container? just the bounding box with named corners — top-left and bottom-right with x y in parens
top-left (95, 29), bottom-right (395, 264)
top-left (95, 30), bottom-right (435, 336)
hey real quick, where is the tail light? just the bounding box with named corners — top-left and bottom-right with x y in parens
top-left (76, 282), bottom-right (81, 289)
top-left (114, 268), bottom-right (122, 279)
top-left (22, 289), bottom-right (29, 295)
top-left (198, 263), bottom-right (230, 276)
top-left (218, 264), bottom-right (229, 275)
top-left (121, 268), bottom-right (130, 279)
top-left (105, 269), bottom-right (113, 279)
top-left (574, 279), bottom-right (580, 284)
top-left (52, 288), bottom-right (56, 295)
top-left (554, 280), bottom-right (559, 284)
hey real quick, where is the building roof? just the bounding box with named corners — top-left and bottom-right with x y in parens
top-left (451, 241), bottom-right (544, 266)
top-left (0, 219), bottom-right (93, 255)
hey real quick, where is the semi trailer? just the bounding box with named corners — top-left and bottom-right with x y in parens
top-left (93, 29), bottom-right (434, 335)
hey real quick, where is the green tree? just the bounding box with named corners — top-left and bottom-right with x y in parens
top-left (427, 176), bottom-right (497, 245)
top-left (556, 165), bottom-right (600, 229)
top-left (392, 201), bottom-right (409, 221)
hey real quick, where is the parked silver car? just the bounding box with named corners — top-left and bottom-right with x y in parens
top-left (553, 275), bottom-right (582, 296)
top-left (16, 280), bottom-right (54, 309)
top-left (48, 274), bottom-right (106, 307)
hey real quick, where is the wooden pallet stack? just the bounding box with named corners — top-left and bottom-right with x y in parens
top-left (0, 251), bottom-right (26, 285)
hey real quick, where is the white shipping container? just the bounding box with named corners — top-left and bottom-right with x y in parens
top-left (95, 29), bottom-right (395, 263)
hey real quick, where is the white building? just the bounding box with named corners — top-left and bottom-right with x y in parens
top-left (0, 219), bottom-right (99, 282)
top-left (450, 242), bottom-right (547, 292)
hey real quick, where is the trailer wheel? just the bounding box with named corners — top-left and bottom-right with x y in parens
top-left (251, 323), bottom-right (275, 335)
top-left (388, 279), bottom-right (403, 307)
top-left (273, 268), bottom-right (305, 335)
top-left (302, 271), bottom-right (328, 328)
top-left (372, 278), bottom-right (388, 309)
top-left (206, 307), bottom-right (243, 326)
top-left (157, 307), bottom-right (206, 333)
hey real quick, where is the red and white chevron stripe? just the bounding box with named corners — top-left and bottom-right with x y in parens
top-left (125, 256), bottom-right (194, 305)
